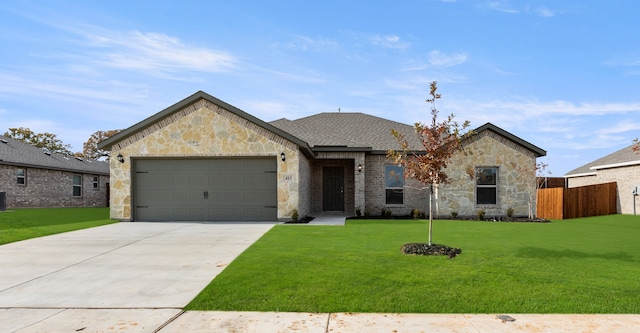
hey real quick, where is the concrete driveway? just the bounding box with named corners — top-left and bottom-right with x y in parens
top-left (0, 222), bottom-right (275, 332)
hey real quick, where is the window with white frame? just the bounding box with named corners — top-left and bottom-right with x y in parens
top-left (476, 167), bottom-right (498, 205)
top-left (73, 174), bottom-right (82, 197)
top-left (385, 165), bottom-right (404, 204)
top-left (16, 168), bottom-right (26, 185)
top-left (92, 176), bottom-right (99, 190)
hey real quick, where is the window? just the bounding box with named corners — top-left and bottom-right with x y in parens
top-left (92, 176), bottom-right (99, 190)
top-left (385, 165), bottom-right (404, 204)
top-left (16, 168), bottom-right (26, 185)
top-left (73, 174), bottom-right (82, 197)
top-left (476, 167), bottom-right (497, 205)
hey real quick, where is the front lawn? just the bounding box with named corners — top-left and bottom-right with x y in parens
top-left (0, 207), bottom-right (113, 245)
top-left (187, 215), bottom-right (640, 313)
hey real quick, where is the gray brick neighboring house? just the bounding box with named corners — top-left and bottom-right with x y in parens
top-left (0, 135), bottom-right (109, 208)
top-left (565, 144), bottom-right (640, 215)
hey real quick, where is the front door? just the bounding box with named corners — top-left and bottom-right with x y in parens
top-left (323, 167), bottom-right (344, 211)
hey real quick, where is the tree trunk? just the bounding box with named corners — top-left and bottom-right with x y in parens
top-left (428, 184), bottom-right (433, 246)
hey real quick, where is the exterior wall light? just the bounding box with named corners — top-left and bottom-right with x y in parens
top-left (358, 164), bottom-right (363, 172)
top-left (280, 152), bottom-right (286, 162)
top-left (116, 154), bottom-right (125, 163)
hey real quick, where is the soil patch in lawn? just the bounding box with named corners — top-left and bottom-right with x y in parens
top-left (401, 243), bottom-right (462, 258)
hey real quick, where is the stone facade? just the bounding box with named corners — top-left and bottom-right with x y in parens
top-left (441, 131), bottom-right (538, 218)
top-left (363, 131), bottom-right (538, 218)
top-left (0, 164), bottom-right (109, 208)
top-left (107, 100), bottom-right (301, 221)
top-left (567, 165), bottom-right (640, 214)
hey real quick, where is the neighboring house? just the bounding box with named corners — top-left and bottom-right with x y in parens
top-left (0, 135), bottom-right (110, 208)
top-left (98, 91), bottom-right (546, 222)
top-left (565, 144), bottom-right (640, 214)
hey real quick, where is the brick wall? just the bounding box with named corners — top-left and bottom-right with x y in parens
top-left (0, 164), bottom-right (109, 208)
top-left (364, 154), bottom-right (428, 216)
top-left (567, 165), bottom-right (640, 214)
top-left (311, 159), bottom-right (355, 214)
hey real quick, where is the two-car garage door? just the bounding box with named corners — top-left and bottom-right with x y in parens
top-left (133, 158), bottom-right (277, 221)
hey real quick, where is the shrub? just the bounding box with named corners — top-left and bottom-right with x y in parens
top-left (506, 207), bottom-right (514, 219)
top-left (411, 209), bottom-right (423, 219)
top-left (477, 209), bottom-right (486, 221)
top-left (381, 208), bottom-right (392, 218)
top-left (451, 211), bottom-right (458, 219)
top-left (364, 208), bottom-right (371, 217)
top-left (291, 209), bottom-right (299, 222)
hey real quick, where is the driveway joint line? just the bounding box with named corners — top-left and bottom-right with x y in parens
top-left (154, 309), bottom-right (186, 333)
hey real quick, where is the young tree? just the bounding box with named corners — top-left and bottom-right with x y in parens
top-left (517, 160), bottom-right (551, 219)
top-left (4, 127), bottom-right (73, 155)
top-left (80, 129), bottom-right (121, 160)
top-left (634, 138), bottom-right (639, 154)
top-left (387, 81), bottom-right (471, 245)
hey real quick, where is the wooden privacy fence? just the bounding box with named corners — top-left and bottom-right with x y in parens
top-left (537, 182), bottom-right (618, 220)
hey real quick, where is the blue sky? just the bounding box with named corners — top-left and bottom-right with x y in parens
top-left (1, 1), bottom-right (639, 175)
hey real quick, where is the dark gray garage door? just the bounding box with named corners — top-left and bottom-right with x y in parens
top-left (133, 158), bottom-right (277, 221)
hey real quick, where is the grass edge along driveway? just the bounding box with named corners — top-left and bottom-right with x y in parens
top-left (188, 215), bottom-right (640, 314)
top-left (0, 207), bottom-right (112, 245)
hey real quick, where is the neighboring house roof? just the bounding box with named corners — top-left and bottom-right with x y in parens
top-left (565, 143), bottom-right (640, 177)
top-left (269, 112), bottom-right (422, 153)
top-left (0, 135), bottom-right (109, 175)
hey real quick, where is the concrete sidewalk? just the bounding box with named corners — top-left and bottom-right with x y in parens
top-left (8, 310), bottom-right (638, 332)
top-left (159, 312), bottom-right (640, 332)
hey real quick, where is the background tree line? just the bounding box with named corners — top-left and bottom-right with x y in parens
top-left (3, 127), bottom-right (120, 160)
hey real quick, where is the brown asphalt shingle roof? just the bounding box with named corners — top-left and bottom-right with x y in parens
top-left (0, 135), bottom-right (109, 175)
top-left (565, 143), bottom-right (640, 177)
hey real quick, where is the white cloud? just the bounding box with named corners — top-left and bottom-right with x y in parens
top-left (535, 7), bottom-right (556, 17)
top-left (482, 1), bottom-right (518, 14)
top-left (370, 35), bottom-right (410, 50)
top-left (85, 30), bottom-right (237, 74)
top-left (596, 120), bottom-right (640, 135)
top-left (427, 50), bottom-right (468, 68)
top-left (280, 35), bottom-right (338, 52)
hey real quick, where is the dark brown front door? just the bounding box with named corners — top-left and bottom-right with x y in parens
top-left (323, 167), bottom-right (344, 211)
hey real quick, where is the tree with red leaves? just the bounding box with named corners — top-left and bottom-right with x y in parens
top-left (388, 81), bottom-right (471, 245)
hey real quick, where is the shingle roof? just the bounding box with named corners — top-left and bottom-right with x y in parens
top-left (0, 135), bottom-right (109, 175)
top-left (565, 143), bottom-right (640, 177)
top-left (269, 115), bottom-right (546, 157)
top-left (269, 112), bottom-right (423, 152)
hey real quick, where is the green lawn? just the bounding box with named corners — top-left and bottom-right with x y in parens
top-left (187, 215), bottom-right (640, 313)
top-left (0, 207), bottom-right (113, 245)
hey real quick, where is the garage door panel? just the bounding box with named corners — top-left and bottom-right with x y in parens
top-left (134, 158), bottom-right (277, 221)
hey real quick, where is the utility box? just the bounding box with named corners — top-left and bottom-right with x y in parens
top-left (0, 192), bottom-right (5, 211)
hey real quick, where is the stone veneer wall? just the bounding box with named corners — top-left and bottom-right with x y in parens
top-left (0, 164), bottom-right (109, 208)
top-left (442, 131), bottom-right (538, 218)
top-left (297, 153), bottom-right (312, 217)
top-left (364, 131), bottom-right (538, 218)
top-left (567, 164), bottom-right (640, 214)
top-left (108, 99), bottom-right (300, 221)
